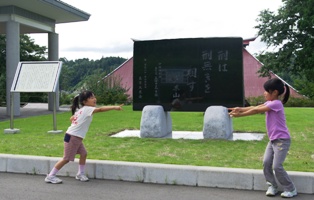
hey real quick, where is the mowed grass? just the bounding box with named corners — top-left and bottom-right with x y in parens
top-left (0, 106), bottom-right (313, 172)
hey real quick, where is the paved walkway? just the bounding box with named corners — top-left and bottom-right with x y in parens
top-left (0, 103), bottom-right (70, 121)
top-left (1, 173), bottom-right (313, 200)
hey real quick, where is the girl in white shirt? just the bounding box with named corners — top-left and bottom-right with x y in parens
top-left (45, 90), bottom-right (123, 184)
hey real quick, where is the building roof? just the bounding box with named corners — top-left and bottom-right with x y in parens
top-left (0, 0), bottom-right (90, 33)
top-left (243, 37), bottom-right (257, 47)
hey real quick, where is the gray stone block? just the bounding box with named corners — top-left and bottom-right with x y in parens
top-left (48, 157), bottom-right (95, 178)
top-left (198, 168), bottom-right (253, 190)
top-left (144, 164), bottom-right (197, 186)
top-left (252, 171), bottom-right (266, 191)
top-left (6, 155), bottom-right (49, 175)
top-left (95, 160), bottom-right (144, 182)
top-left (279, 171), bottom-right (314, 194)
top-left (140, 105), bottom-right (172, 138)
top-left (253, 170), bottom-right (314, 194)
top-left (51, 161), bottom-right (78, 177)
top-left (165, 112), bottom-right (172, 136)
top-left (291, 172), bottom-right (314, 194)
top-left (0, 154), bottom-right (8, 172)
top-left (203, 106), bottom-right (233, 139)
top-left (197, 167), bottom-right (254, 190)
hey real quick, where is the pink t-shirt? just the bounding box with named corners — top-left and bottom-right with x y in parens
top-left (264, 100), bottom-right (290, 141)
top-left (66, 106), bottom-right (95, 139)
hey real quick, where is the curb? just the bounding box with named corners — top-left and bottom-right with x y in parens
top-left (0, 154), bottom-right (313, 194)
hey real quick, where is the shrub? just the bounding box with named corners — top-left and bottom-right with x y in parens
top-left (246, 96), bottom-right (314, 107)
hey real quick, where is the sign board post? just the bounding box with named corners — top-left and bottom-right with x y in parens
top-left (4, 61), bottom-right (63, 134)
top-left (47, 92), bottom-right (60, 134)
top-left (4, 93), bottom-right (20, 133)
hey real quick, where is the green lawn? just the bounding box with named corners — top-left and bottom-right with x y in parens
top-left (0, 106), bottom-right (313, 172)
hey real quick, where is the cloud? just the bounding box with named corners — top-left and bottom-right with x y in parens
top-left (63, 43), bottom-right (133, 54)
top-left (31, 0), bottom-right (283, 60)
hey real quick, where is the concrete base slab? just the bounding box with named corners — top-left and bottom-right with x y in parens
top-left (4, 128), bottom-right (20, 134)
top-left (47, 130), bottom-right (63, 134)
top-left (112, 130), bottom-right (265, 141)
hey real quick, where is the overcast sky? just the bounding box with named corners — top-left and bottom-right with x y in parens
top-left (31, 0), bottom-right (283, 60)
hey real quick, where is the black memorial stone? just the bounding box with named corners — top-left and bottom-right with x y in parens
top-left (133, 37), bottom-right (244, 112)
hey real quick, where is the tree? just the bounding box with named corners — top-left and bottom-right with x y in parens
top-left (20, 35), bottom-right (47, 61)
top-left (59, 57), bottom-right (126, 92)
top-left (79, 70), bottom-right (129, 105)
top-left (255, 0), bottom-right (314, 98)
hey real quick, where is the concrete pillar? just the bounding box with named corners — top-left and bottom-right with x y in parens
top-left (6, 21), bottom-right (20, 116)
top-left (48, 32), bottom-right (59, 111)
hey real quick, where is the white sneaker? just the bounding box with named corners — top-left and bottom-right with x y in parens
top-left (75, 174), bottom-right (89, 182)
top-left (281, 189), bottom-right (297, 198)
top-left (45, 175), bottom-right (62, 184)
top-left (266, 182), bottom-right (278, 196)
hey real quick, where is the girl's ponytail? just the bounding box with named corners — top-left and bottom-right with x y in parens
top-left (282, 84), bottom-right (290, 104)
top-left (71, 95), bottom-right (80, 115)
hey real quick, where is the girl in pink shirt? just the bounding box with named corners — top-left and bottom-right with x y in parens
top-left (229, 78), bottom-right (297, 198)
top-left (45, 90), bottom-right (123, 184)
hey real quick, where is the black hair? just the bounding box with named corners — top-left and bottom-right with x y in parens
top-left (71, 90), bottom-right (95, 115)
top-left (263, 78), bottom-right (290, 104)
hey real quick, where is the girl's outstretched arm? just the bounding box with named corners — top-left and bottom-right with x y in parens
top-left (228, 104), bottom-right (269, 117)
top-left (93, 104), bottom-right (124, 114)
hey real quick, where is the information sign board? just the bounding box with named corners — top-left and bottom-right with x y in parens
top-left (11, 61), bottom-right (62, 92)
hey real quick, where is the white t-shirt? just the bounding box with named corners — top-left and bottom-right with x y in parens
top-left (66, 106), bottom-right (96, 139)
